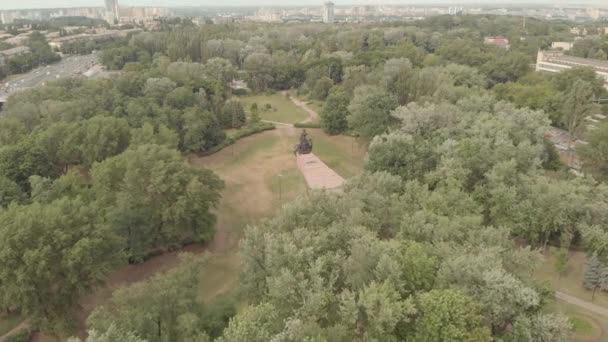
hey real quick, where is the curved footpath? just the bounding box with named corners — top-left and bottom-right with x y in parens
top-left (556, 291), bottom-right (608, 317)
top-left (281, 91), bottom-right (320, 123)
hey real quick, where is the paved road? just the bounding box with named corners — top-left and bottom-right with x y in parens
top-left (556, 291), bottom-right (608, 317)
top-left (0, 52), bottom-right (100, 101)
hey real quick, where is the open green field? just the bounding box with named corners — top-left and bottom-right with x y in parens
top-left (238, 94), bottom-right (309, 124)
top-left (304, 98), bottom-right (324, 115)
top-left (192, 127), bottom-right (365, 304)
top-left (308, 129), bottom-right (367, 178)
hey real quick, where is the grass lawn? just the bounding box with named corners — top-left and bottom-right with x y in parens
top-left (70, 127), bottom-right (367, 338)
top-left (539, 246), bottom-right (608, 341)
top-left (0, 312), bottom-right (22, 336)
top-left (545, 299), bottom-right (607, 341)
top-left (193, 129), bottom-right (309, 304)
top-left (307, 129), bottom-right (367, 178)
top-left (304, 98), bottom-right (324, 115)
top-left (238, 94), bottom-right (309, 124)
top-left (538, 246), bottom-right (608, 307)
top-left (192, 127), bottom-right (367, 305)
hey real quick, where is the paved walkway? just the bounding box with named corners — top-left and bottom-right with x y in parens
top-left (297, 153), bottom-right (344, 191)
top-left (556, 291), bottom-right (608, 317)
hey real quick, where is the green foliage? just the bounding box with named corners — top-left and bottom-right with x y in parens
top-left (232, 166), bottom-right (564, 340)
top-left (293, 122), bottom-right (321, 129)
top-left (555, 248), bottom-right (569, 277)
top-left (508, 314), bottom-right (572, 342)
top-left (198, 122), bottom-right (275, 157)
top-left (92, 145), bottom-right (223, 261)
top-left (580, 122), bottom-right (608, 182)
top-left (0, 139), bottom-right (58, 191)
top-left (68, 324), bottom-right (146, 342)
top-left (347, 85), bottom-right (398, 138)
top-left (320, 87), bottom-right (350, 135)
top-left (541, 139), bottom-right (562, 171)
top-left (0, 198), bottom-right (123, 332)
top-left (181, 108), bottom-right (226, 153)
top-left (311, 77), bottom-right (334, 101)
top-left (220, 100), bottom-right (247, 129)
top-left (0, 176), bottom-right (25, 207)
top-left (367, 133), bottom-right (438, 182)
top-left (80, 116), bottom-right (131, 167)
top-left (88, 254), bottom-right (215, 342)
top-left (482, 52), bottom-right (531, 86)
top-left (4, 31), bottom-right (60, 75)
top-left (583, 254), bottom-right (602, 299)
top-left (244, 53), bottom-right (273, 93)
top-left (4, 328), bottom-right (35, 342)
top-left (561, 79), bottom-right (593, 139)
top-left (410, 289), bottom-right (491, 342)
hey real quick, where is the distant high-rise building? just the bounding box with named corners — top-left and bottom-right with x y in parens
top-left (105, 0), bottom-right (119, 24)
top-left (323, 1), bottom-right (335, 23)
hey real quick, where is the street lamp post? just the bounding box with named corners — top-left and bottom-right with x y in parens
top-left (278, 173), bottom-right (283, 202)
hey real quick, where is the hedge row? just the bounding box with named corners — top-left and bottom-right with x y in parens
top-left (294, 122), bottom-right (321, 129)
top-left (199, 122), bottom-right (276, 157)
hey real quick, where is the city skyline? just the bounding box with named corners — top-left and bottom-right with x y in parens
top-left (2, 0), bottom-right (608, 10)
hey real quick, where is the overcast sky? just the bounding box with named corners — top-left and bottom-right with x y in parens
top-left (1, 0), bottom-right (606, 10)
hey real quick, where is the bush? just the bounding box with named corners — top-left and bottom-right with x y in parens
top-left (232, 88), bottom-right (248, 96)
top-left (294, 122), bottom-right (321, 129)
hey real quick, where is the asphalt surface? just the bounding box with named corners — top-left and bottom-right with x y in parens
top-left (0, 52), bottom-right (100, 102)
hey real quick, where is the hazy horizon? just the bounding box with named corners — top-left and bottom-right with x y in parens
top-left (1, 0), bottom-right (608, 11)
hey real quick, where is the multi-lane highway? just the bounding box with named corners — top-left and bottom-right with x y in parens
top-left (0, 52), bottom-right (102, 103)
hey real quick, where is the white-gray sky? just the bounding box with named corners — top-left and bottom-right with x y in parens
top-left (0, 0), bottom-right (606, 10)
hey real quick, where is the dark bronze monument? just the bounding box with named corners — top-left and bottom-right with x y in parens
top-left (294, 129), bottom-right (313, 155)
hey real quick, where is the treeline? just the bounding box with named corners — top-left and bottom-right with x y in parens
top-left (566, 35), bottom-right (608, 60)
top-left (59, 37), bottom-right (130, 55)
top-left (2, 13), bottom-right (608, 340)
top-left (4, 16), bottom-right (108, 33)
top-left (0, 46), bottom-right (272, 334)
top-left (223, 95), bottom-right (608, 342)
top-left (96, 15), bottom-right (606, 134)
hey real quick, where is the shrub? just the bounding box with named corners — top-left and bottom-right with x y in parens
top-left (294, 122), bottom-right (321, 129)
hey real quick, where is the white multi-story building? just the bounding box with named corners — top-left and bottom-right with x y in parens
top-left (536, 50), bottom-right (608, 89)
top-left (105, 0), bottom-right (120, 24)
top-left (323, 2), bottom-right (335, 23)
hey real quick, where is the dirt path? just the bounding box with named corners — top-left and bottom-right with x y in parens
top-left (557, 291), bottom-right (608, 317)
top-left (0, 321), bottom-right (28, 342)
top-left (282, 91), bottom-right (319, 123)
top-left (261, 119), bottom-right (294, 127)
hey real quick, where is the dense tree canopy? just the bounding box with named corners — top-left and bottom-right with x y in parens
top-left (3, 13), bottom-right (608, 340)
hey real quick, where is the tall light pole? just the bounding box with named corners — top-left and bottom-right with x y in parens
top-left (278, 173), bottom-right (283, 202)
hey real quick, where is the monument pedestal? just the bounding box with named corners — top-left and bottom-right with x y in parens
top-left (296, 153), bottom-right (345, 191)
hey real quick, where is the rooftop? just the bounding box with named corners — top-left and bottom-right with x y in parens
top-left (0, 46), bottom-right (31, 56)
top-left (546, 54), bottom-right (608, 72)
